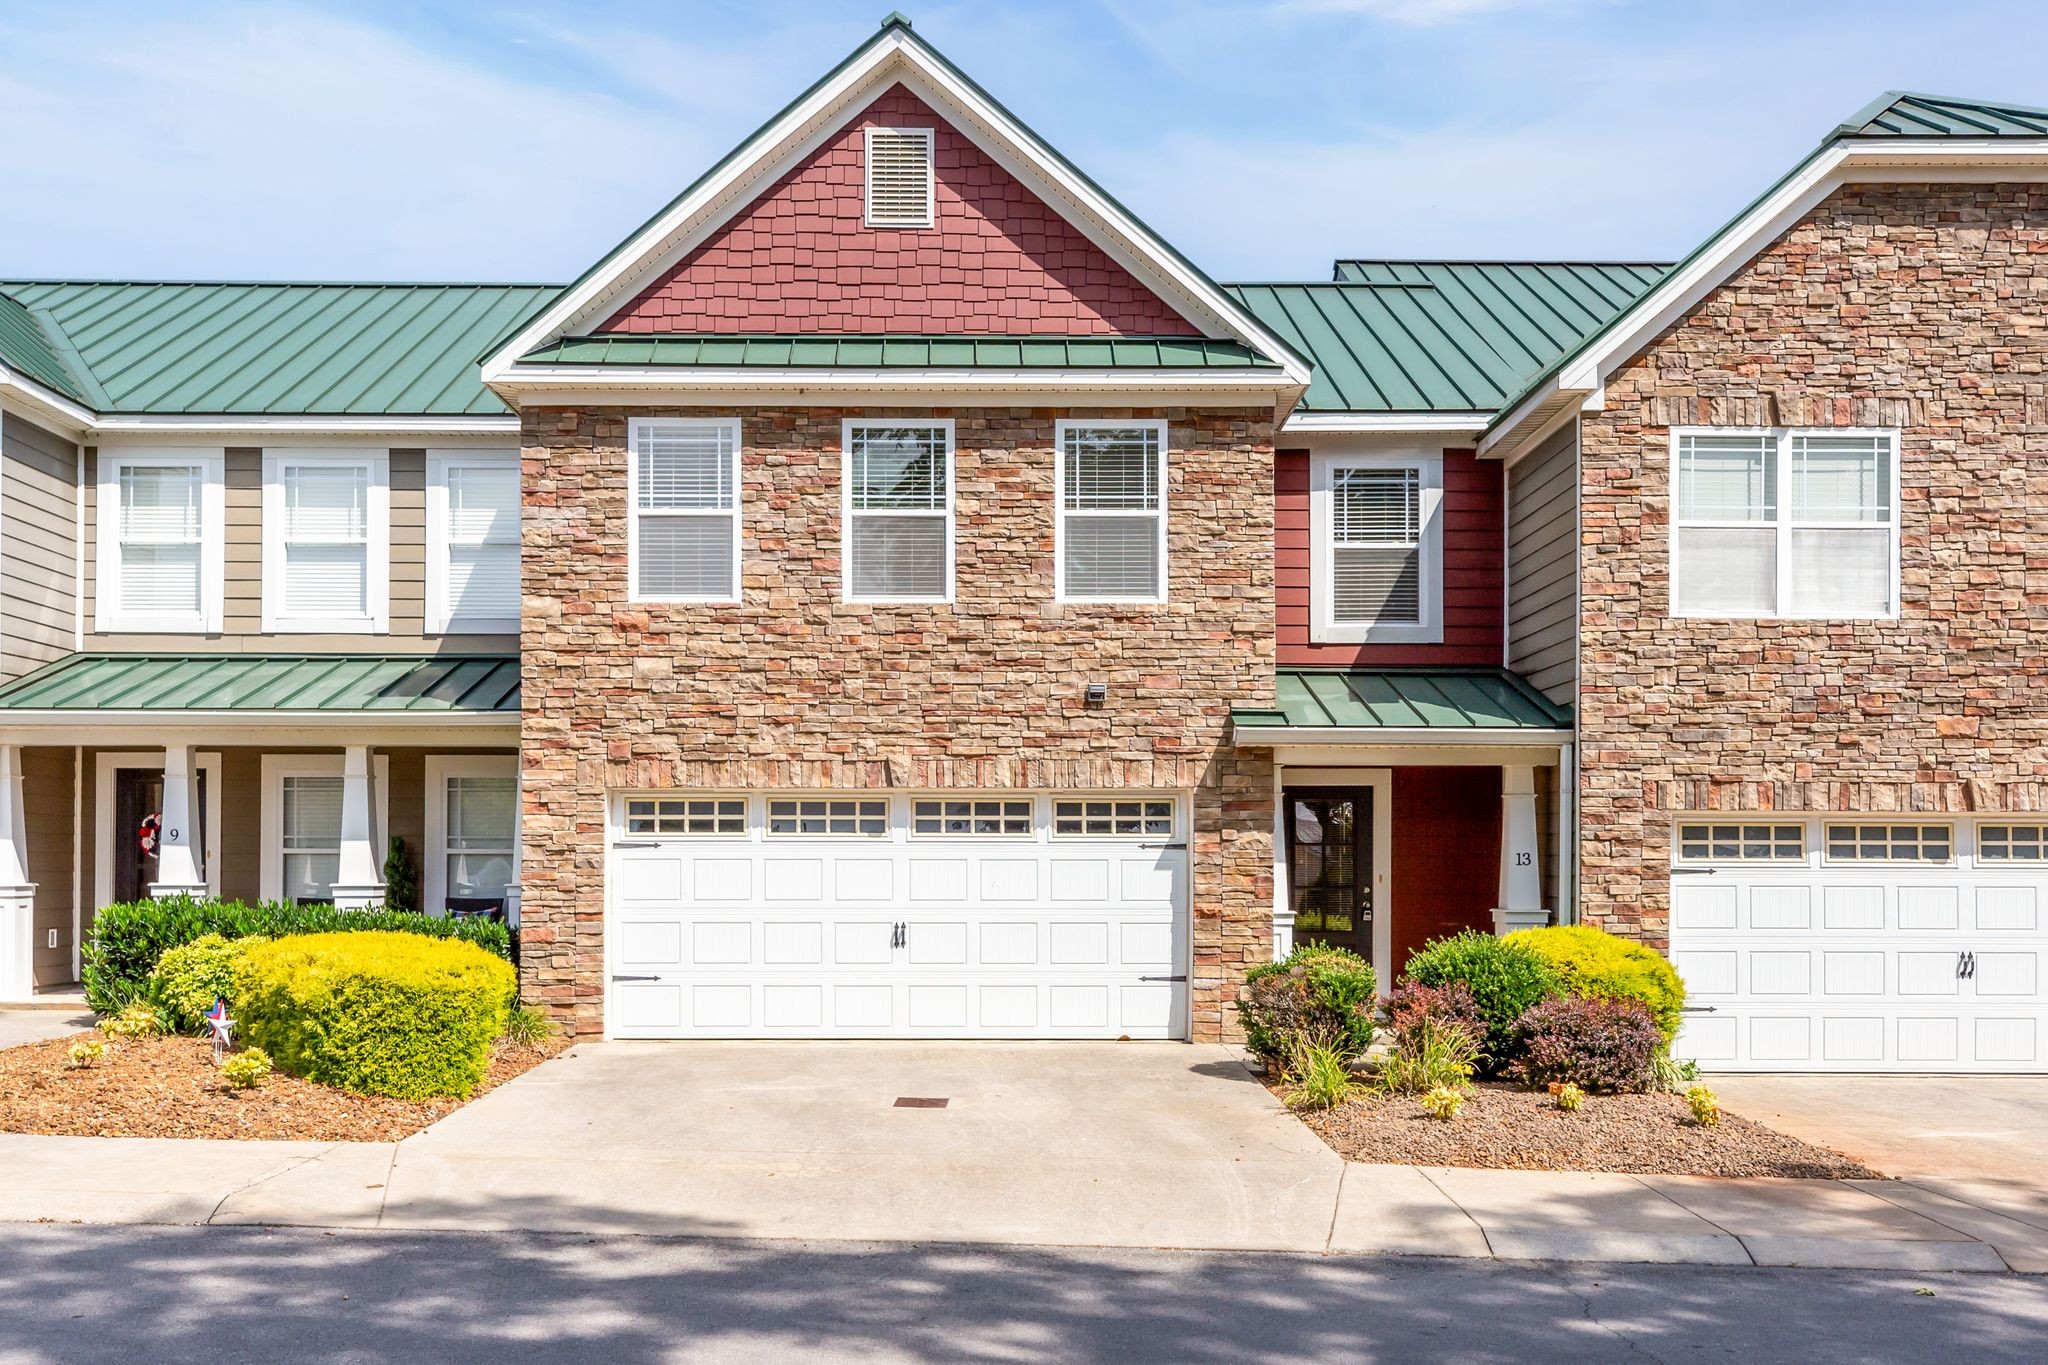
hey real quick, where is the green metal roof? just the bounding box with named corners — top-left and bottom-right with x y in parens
top-left (0, 291), bottom-right (89, 404)
top-left (0, 653), bottom-right (520, 714)
top-left (1229, 262), bottom-right (1666, 413)
top-left (1836, 91), bottom-right (2048, 138)
top-left (522, 334), bottom-right (1277, 369)
top-left (1232, 668), bottom-right (1571, 733)
top-left (0, 282), bottom-right (557, 416)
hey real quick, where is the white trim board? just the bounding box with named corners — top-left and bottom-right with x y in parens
top-left (479, 27), bottom-right (1308, 391)
top-left (92, 750), bottom-right (223, 912)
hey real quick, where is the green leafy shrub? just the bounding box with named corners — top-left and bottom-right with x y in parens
top-left (83, 895), bottom-right (511, 1014)
top-left (500, 1004), bottom-right (556, 1046)
top-left (1686, 1084), bottom-right (1722, 1128)
top-left (235, 931), bottom-right (515, 1100)
top-left (1283, 1040), bottom-right (1355, 1112)
top-left (145, 933), bottom-right (257, 1033)
top-left (68, 1039), bottom-right (107, 1068)
top-left (1513, 995), bottom-right (1662, 1093)
top-left (1402, 932), bottom-right (1563, 1072)
top-left (99, 1002), bottom-right (163, 1039)
top-left (1236, 942), bottom-right (1378, 1064)
top-left (219, 1047), bottom-right (274, 1091)
top-left (1378, 981), bottom-right (1483, 1095)
top-left (1506, 924), bottom-right (1687, 1043)
top-left (382, 837), bottom-right (420, 916)
top-left (1419, 1085), bottom-right (1464, 1121)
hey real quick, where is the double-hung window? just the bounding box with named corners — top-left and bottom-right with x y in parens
top-left (262, 449), bottom-right (390, 632)
top-left (96, 448), bottom-right (224, 633)
top-left (1056, 419), bottom-right (1166, 602)
top-left (1312, 452), bottom-right (1443, 643)
top-left (426, 756), bottom-right (519, 916)
top-left (844, 420), bottom-right (951, 601)
top-left (1673, 430), bottom-right (1897, 618)
top-left (427, 451), bottom-right (520, 634)
top-left (630, 418), bottom-right (740, 601)
top-left (279, 775), bottom-right (344, 905)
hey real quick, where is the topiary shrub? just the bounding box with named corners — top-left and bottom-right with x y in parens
top-left (1236, 941), bottom-right (1378, 1064)
top-left (82, 896), bottom-right (511, 1014)
top-left (1512, 995), bottom-right (1662, 1093)
top-left (146, 933), bottom-right (260, 1033)
top-left (1506, 924), bottom-right (1687, 1044)
top-left (1401, 931), bottom-right (1563, 1074)
top-left (235, 931), bottom-right (516, 1100)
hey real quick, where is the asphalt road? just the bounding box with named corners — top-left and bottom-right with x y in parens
top-left (0, 1225), bottom-right (2043, 1364)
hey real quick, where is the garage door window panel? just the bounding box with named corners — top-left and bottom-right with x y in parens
top-left (1676, 822), bottom-right (1805, 862)
top-left (1979, 825), bottom-right (2048, 862)
top-left (912, 799), bottom-right (1032, 837)
top-left (1826, 823), bottom-right (1953, 863)
top-left (627, 798), bottom-right (746, 836)
top-left (1053, 799), bottom-right (1173, 838)
top-left (768, 799), bottom-right (888, 837)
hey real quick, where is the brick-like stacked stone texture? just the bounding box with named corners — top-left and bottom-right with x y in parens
top-left (1579, 183), bottom-right (2048, 948)
top-left (601, 85), bottom-right (1198, 337)
top-left (519, 405), bottom-right (1276, 1039)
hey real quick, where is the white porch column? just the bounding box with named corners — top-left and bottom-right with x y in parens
top-left (0, 745), bottom-right (37, 1002)
top-left (149, 742), bottom-right (208, 898)
top-left (503, 756), bottom-right (524, 926)
top-left (1493, 764), bottom-right (1546, 934)
top-left (331, 744), bottom-right (386, 911)
top-left (1270, 763), bottom-right (1292, 960)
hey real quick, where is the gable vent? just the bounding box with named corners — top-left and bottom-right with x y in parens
top-left (865, 127), bottom-right (935, 229)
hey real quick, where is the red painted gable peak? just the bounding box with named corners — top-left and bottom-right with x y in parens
top-left (601, 85), bottom-right (1201, 337)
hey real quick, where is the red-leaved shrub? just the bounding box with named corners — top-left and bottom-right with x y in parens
top-left (1512, 995), bottom-right (1661, 1093)
top-left (1386, 980), bottom-right (1487, 1056)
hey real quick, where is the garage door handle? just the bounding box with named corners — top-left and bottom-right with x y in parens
top-left (611, 974), bottom-right (660, 982)
top-left (613, 841), bottom-right (659, 850)
top-left (1139, 974), bottom-right (1187, 982)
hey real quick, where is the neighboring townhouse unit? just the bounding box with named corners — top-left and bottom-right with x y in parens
top-left (0, 16), bottom-right (2044, 1073)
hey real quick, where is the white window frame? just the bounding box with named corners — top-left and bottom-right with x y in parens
top-left (1669, 427), bottom-right (1900, 621)
top-left (1054, 418), bottom-right (1168, 604)
top-left (1051, 797), bottom-right (1179, 840)
top-left (261, 448), bottom-right (391, 633)
top-left (426, 449), bottom-right (520, 635)
top-left (1672, 820), bottom-right (1808, 865)
top-left (94, 447), bottom-right (225, 634)
top-left (909, 797), bottom-right (1036, 838)
top-left (1823, 821), bottom-right (1955, 866)
top-left (864, 126), bottom-right (935, 229)
top-left (622, 796), bottom-right (750, 838)
top-left (1309, 449), bottom-right (1444, 644)
top-left (92, 750), bottom-right (224, 910)
top-left (424, 754), bottom-right (519, 917)
top-left (841, 418), bottom-right (954, 603)
top-left (764, 797), bottom-right (890, 839)
top-left (258, 753), bottom-right (390, 903)
top-left (627, 416), bottom-right (743, 604)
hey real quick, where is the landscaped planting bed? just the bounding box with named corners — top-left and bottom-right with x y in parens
top-left (1273, 1077), bottom-right (1882, 1179)
top-left (0, 1029), bottom-right (569, 1142)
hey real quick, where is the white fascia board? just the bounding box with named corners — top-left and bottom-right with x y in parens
top-left (493, 366), bottom-right (1297, 405)
top-left (0, 709), bottom-right (518, 738)
top-left (89, 414), bottom-right (519, 437)
top-left (1234, 725), bottom-right (1574, 748)
top-left (481, 32), bottom-right (1309, 387)
top-left (1282, 411), bottom-right (1491, 435)
top-left (0, 372), bottom-right (95, 439)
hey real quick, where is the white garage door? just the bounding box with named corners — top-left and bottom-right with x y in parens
top-left (605, 792), bottom-right (1190, 1039)
top-left (1671, 817), bottom-right (2048, 1072)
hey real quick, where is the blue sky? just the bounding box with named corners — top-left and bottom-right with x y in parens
top-left (5, 0), bottom-right (2048, 283)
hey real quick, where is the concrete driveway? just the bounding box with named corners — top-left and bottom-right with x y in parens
top-left (366, 1041), bottom-right (1348, 1250)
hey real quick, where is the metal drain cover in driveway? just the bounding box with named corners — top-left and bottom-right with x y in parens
top-left (893, 1097), bottom-right (949, 1109)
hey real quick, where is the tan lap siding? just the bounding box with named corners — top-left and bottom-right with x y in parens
top-left (0, 413), bottom-right (81, 681)
top-left (26, 747), bottom-right (74, 986)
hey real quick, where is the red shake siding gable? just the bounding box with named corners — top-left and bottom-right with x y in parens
top-left (601, 85), bottom-right (1199, 336)
top-left (1275, 448), bottom-right (1504, 666)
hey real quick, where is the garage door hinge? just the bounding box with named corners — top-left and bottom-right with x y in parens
top-left (1139, 974), bottom-right (1188, 982)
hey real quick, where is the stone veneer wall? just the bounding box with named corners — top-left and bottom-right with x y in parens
top-left (1577, 183), bottom-right (2048, 949)
top-left (518, 405), bottom-right (1277, 1039)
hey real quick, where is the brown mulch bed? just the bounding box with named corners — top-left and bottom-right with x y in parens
top-left (1275, 1078), bottom-right (1883, 1179)
top-left (0, 1029), bottom-right (571, 1142)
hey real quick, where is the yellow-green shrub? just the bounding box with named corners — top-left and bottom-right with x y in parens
top-left (146, 933), bottom-right (258, 1033)
top-left (234, 931), bottom-right (515, 1100)
top-left (1506, 924), bottom-right (1686, 1044)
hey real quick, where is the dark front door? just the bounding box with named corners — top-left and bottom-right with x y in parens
top-left (113, 768), bottom-right (207, 904)
top-left (1286, 789), bottom-right (1373, 964)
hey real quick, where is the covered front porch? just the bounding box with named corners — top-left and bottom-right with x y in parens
top-left (0, 654), bottom-right (522, 1001)
top-left (1233, 667), bottom-right (1574, 987)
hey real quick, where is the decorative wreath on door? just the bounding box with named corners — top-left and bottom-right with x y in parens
top-left (137, 813), bottom-right (162, 858)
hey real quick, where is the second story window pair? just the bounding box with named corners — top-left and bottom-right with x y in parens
top-left (96, 445), bottom-right (519, 636)
top-left (627, 418), bottom-right (1168, 605)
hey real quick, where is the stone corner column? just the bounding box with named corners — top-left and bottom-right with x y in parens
top-left (0, 743), bottom-right (35, 1001)
top-left (1492, 763), bottom-right (1548, 935)
top-left (148, 742), bottom-right (209, 899)
top-left (330, 744), bottom-right (387, 912)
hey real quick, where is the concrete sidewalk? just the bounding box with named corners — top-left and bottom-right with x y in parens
top-left (1, 1044), bottom-right (2043, 1271)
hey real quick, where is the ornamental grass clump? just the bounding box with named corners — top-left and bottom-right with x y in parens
top-left (1506, 924), bottom-right (1688, 1044)
top-left (1377, 980), bottom-right (1484, 1095)
top-left (1283, 1040), bottom-right (1356, 1112)
top-left (234, 931), bottom-right (515, 1100)
top-left (1513, 995), bottom-right (1662, 1093)
top-left (1402, 932), bottom-right (1562, 1074)
top-left (1236, 942), bottom-right (1378, 1066)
